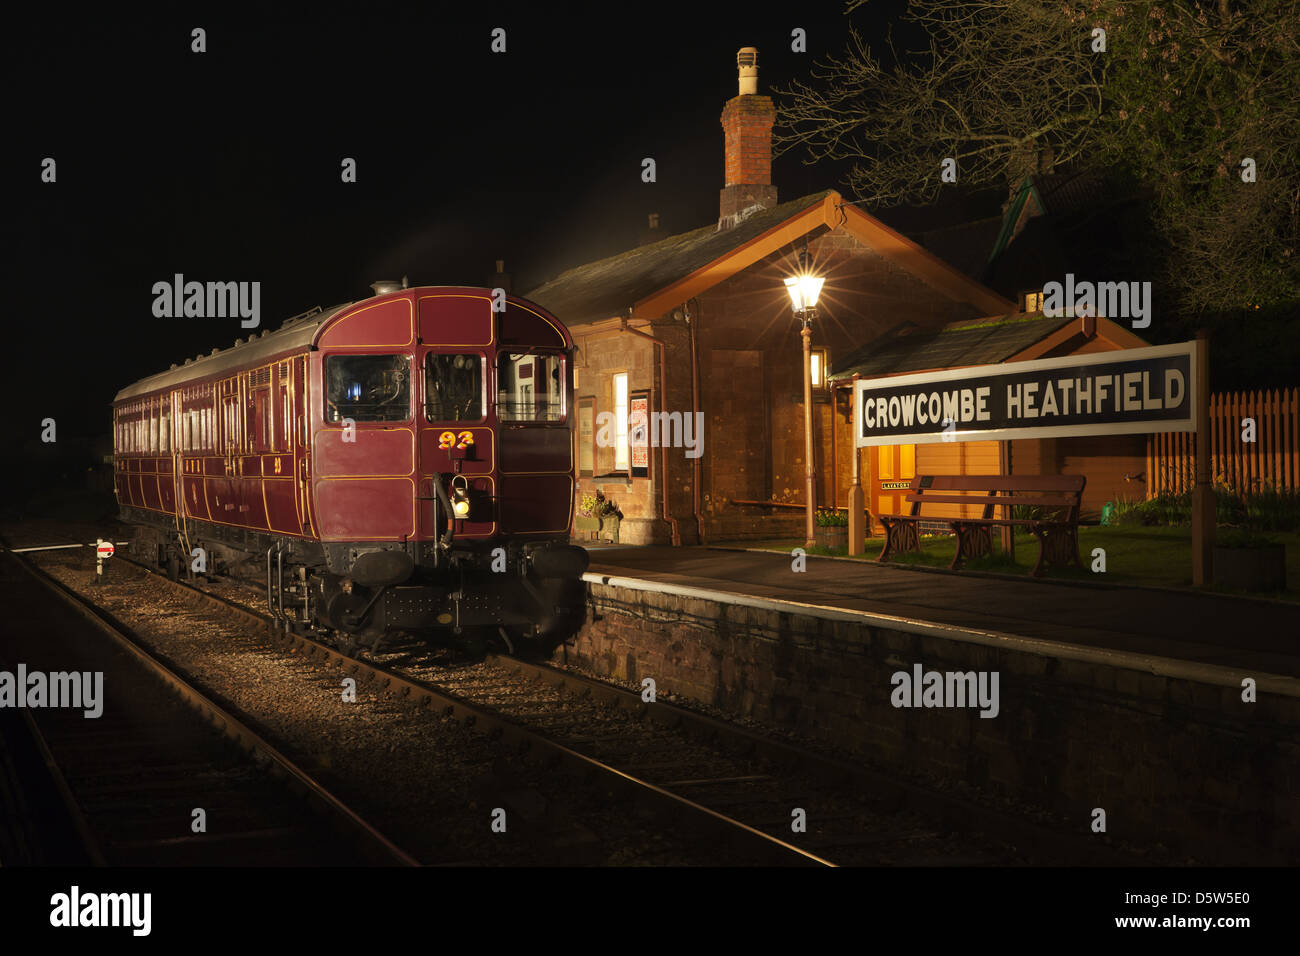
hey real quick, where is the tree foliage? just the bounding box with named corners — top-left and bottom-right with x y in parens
top-left (775, 0), bottom-right (1300, 313)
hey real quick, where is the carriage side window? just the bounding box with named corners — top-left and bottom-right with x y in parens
top-left (424, 353), bottom-right (483, 422)
top-left (325, 354), bottom-right (410, 423)
top-left (496, 351), bottom-right (565, 422)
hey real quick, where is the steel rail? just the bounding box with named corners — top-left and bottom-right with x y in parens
top-left (486, 652), bottom-right (1135, 865)
top-left (110, 555), bottom-right (833, 866)
top-left (111, 553), bottom-right (1136, 864)
top-left (6, 551), bottom-right (418, 867)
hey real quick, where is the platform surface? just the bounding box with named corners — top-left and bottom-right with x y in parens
top-left (584, 545), bottom-right (1300, 678)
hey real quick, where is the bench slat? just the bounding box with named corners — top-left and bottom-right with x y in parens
top-left (878, 515), bottom-right (1067, 526)
top-left (902, 494), bottom-right (1080, 508)
top-left (911, 475), bottom-right (1086, 492)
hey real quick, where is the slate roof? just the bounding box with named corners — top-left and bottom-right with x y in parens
top-left (828, 312), bottom-right (1075, 381)
top-left (525, 191), bottom-right (834, 324)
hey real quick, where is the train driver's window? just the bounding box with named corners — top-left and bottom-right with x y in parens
top-left (424, 353), bottom-right (483, 422)
top-left (325, 354), bottom-right (410, 423)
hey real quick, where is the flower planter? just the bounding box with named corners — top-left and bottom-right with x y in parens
top-left (1213, 544), bottom-right (1286, 592)
top-left (815, 526), bottom-right (848, 551)
top-left (574, 514), bottom-right (619, 542)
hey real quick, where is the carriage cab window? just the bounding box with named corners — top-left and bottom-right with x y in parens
top-left (325, 354), bottom-right (410, 423)
top-left (497, 351), bottom-right (565, 422)
top-left (424, 353), bottom-right (484, 422)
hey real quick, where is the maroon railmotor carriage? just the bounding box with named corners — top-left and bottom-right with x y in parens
top-left (112, 283), bottom-right (589, 652)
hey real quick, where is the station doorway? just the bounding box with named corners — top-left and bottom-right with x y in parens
top-left (871, 443), bottom-right (915, 534)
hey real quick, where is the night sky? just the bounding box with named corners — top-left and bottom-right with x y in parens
top-left (14, 3), bottom-right (928, 449)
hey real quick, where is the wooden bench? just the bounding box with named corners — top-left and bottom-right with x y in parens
top-left (876, 474), bottom-right (1087, 576)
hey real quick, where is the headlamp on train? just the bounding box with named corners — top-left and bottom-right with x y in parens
top-left (450, 474), bottom-right (471, 519)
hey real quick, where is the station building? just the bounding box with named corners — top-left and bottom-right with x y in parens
top-left (526, 49), bottom-right (1152, 545)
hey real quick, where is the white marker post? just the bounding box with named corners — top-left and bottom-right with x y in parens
top-left (94, 538), bottom-right (115, 584)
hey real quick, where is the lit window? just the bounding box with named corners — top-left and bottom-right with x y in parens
top-left (811, 350), bottom-right (829, 388)
top-left (496, 352), bottom-right (565, 422)
top-left (613, 373), bottom-right (629, 471)
top-left (324, 354), bottom-right (410, 423)
top-left (1023, 291), bottom-right (1044, 313)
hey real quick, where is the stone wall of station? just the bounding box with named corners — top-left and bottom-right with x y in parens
top-left (567, 581), bottom-right (1299, 862)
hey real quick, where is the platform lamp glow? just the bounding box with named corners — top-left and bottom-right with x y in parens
top-left (785, 249), bottom-right (825, 551)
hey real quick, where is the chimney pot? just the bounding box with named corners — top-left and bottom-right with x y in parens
top-left (737, 46), bottom-right (759, 95)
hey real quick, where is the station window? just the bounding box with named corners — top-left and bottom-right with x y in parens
top-left (325, 354), bottom-right (410, 423)
top-left (425, 353), bottom-right (484, 422)
top-left (497, 351), bottom-right (565, 422)
top-left (810, 349), bottom-right (829, 388)
top-left (613, 372), bottom-right (629, 472)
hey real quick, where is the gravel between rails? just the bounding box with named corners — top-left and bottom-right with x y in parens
top-left (183, 570), bottom-right (1027, 863)
top-left (29, 549), bottom-right (755, 866)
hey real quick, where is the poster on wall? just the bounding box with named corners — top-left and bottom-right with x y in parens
top-left (578, 398), bottom-right (594, 476)
top-left (630, 392), bottom-right (649, 477)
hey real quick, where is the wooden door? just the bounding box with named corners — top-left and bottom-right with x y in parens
top-left (871, 443), bottom-right (916, 530)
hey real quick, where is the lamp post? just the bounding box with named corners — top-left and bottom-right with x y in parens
top-left (785, 261), bottom-right (825, 552)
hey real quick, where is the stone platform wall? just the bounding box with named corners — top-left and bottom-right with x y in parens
top-left (567, 580), bottom-right (1299, 863)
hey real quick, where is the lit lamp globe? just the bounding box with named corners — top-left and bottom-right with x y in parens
top-left (784, 273), bottom-right (825, 315)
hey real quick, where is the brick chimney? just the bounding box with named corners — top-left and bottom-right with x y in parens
top-left (719, 47), bottom-right (777, 229)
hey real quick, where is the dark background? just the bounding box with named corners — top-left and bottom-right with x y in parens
top-left (12, 3), bottom-right (923, 452)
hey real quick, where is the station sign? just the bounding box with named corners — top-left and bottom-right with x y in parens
top-left (854, 341), bottom-right (1199, 447)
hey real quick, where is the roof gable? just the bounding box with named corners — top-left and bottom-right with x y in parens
top-left (526, 190), bottom-right (1014, 324)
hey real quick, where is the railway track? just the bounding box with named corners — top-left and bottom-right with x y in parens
top-left (0, 546), bottom-right (417, 866)
top-left (18, 535), bottom-right (1133, 866)
top-left (472, 654), bottom-right (1127, 864)
top-left (114, 554), bottom-right (831, 865)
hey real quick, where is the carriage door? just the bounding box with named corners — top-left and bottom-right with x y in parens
top-left (291, 356), bottom-right (313, 535)
top-left (169, 388), bottom-right (183, 518)
top-left (415, 292), bottom-right (496, 543)
top-left (417, 347), bottom-right (494, 541)
top-left (871, 443), bottom-right (916, 533)
top-left (211, 377), bottom-right (241, 522)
